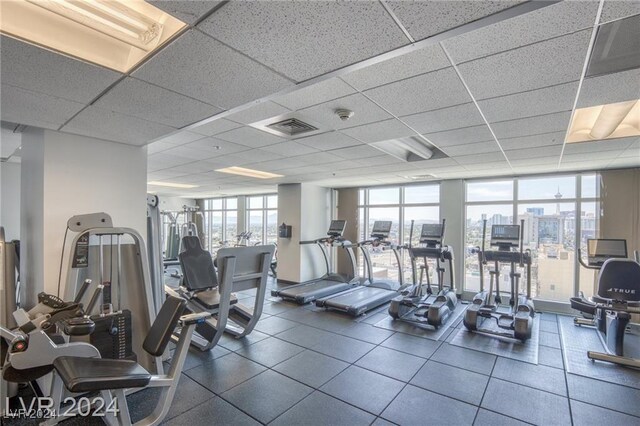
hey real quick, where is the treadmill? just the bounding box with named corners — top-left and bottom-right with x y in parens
top-left (315, 221), bottom-right (405, 316)
top-left (270, 220), bottom-right (358, 304)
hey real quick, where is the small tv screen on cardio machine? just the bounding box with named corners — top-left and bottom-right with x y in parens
top-left (491, 225), bottom-right (520, 246)
top-left (588, 239), bottom-right (627, 259)
top-left (371, 221), bottom-right (392, 236)
top-left (421, 224), bottom-right (443, 239)
top-left (328, 220), bottom-right (346, 235)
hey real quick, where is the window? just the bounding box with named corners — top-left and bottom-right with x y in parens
top-left (246, 194), bottom-right (278, 245)
top-left (358, 184), bottom-right (440, 283)
top-left (463, 174), bottom-right (600, 301)
top-left (202, 197), bottom-right (238, 251)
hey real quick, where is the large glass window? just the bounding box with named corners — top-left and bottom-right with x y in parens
top-left (246, 194), bottom-right (278, 245)
top-left (464, 174), bottom-right (600, 301)
top-left (202, 197), bottom-right (237, 252)
top-left (358, 184), bottom-right (440, 283)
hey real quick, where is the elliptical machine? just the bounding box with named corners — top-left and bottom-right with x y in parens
top-left (388, 219), bottom-right (458, 329)
top-left (463, 220), bottom-right (535, 342)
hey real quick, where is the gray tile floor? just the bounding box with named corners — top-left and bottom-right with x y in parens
top-left (6, 279), bottom-right (640, 426)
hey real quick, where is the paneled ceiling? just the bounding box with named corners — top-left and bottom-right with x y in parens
top-left (1, 0), bottom-right (639, 198)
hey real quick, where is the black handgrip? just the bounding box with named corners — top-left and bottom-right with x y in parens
top-left (570, 297), bottom-right (597, 315)
top-left (74, 279), bottom-right (92, 303)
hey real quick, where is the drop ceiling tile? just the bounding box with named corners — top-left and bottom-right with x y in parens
top-left (561, 151), bottom-right (622, 163)
top-left (161, 145), bottom-right (220, 161)
top-left (226, 101), bottom-right (291, 125)
top-left (210, 153), bottom-right (257, 167)
top-left (190, 118), bottom-right (241, 136)
top-left (133, 30), bottom-right (293, 109)
top-left (458, 30), bottom-right (590, 100)
top-left (147, 141), bottom-right (175, 154)
top-left (330, 144), bottom-right (389, 160)
top-left (406, 157), bottom-right (458, 169)
top-left (341, 119), bottom-right (415, 143)
top-left (148, 153), bottom-right (194, 171)
top-left (505, 145), bottom-right (563, 161)
top-left (275, 78), bottom-right (357, 111)
top-left (442, 141), bottom-right (502, 157)
top-left (289, 151), bottom-right (344, 165)
top-left (365, 68), bottom-right (471, 117)
top-left (400, 102), bottom-right (485, 134)
top-left (386, 0), bottom-right (522, 41)
top-left (424, 124), bottom-right (494, 148)
top-left (165, 162), bottom-right (219, 175)
top-left (600, 0), bottom-right (640, 24)
top-left (62, 105), bottom-right (176, 146)
top-left (215, 126), bottom-right (286, 148)
top-left (509, 156), bottom-right (560, 167)
top-left (95, 77), bottom-right (221, 128)
top-left (0, 84), bottom-right (84, 130)
top-left (0, 36), bottom-right (121, 104)
top-left (563, 137), bottom-right (637, 155)
top-left (351, 155), bottom-right (405, 167)
top-left (453, 152), bottom-right (508, 165)
top-left (148, 169), bottom-right (190, 180)
top-left (491, 111), bottom-right (572, 139)
top-left (184, 138), bottom-right (250, 155)
top-left (499, 132), bottom-right (565, 151)
top-left (442, 1), bottom-right (597, 64)
top-left (260, 141), bottom-right (320, 157)
top-left (478, 82), bottom-right (578, 123)
top-left (296, 131), bottom-right (363, 151)
top-left (461, 159), bottom-right (511, 170)
top-left (577, 68), bottom-right (640, 108)
top-left (298, 93), bottom-right (393, 130)
top-left (153, 130), bottom-right (204, 145)
top-left (198, 1), bottom-right (407, 82)
top-left (341, 44), bottom-right (450, 91)
top-left (147, 0), bottom-right (221, 24)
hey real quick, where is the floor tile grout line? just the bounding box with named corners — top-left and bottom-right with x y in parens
top-left (473, 352), bottom-right (498, 424)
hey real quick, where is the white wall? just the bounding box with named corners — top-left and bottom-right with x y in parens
top-left (300, 184), bottom-right (331, 282)
top-left (440, 179), bottom-right (464, 291)
top-left (20, 129), bottom-right (147, 304)
top-left (1, 161), bottom-right (21, 240)
top-left (277, 184), bottom-right (302, 282)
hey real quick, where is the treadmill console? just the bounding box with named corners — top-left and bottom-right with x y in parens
top-left (420, 223), bottom-right (443, 246)
top-left (327, 220), bottom-right (346, 237)
top-left (490, 225), bottom-right (520, 251)
top-left (371, 221), bottom-right (392, 239)
top-left (587, 239), bottom-right (627, 267)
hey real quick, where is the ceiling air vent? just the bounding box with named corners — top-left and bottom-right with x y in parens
top-left (266, 118), bottom-right (318, 137)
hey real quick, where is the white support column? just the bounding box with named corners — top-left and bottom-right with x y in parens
top-left (20, 129), bottom-right (148, 306)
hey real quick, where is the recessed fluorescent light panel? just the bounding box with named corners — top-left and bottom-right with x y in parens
top-left (0, 0), bottom-right (186, 72)
top-left (216, 167), bottom-right (283, 179)
top-left (566, 99), bottom-right (640, 143)
top-left (148, 181), bottom-right (198, 189)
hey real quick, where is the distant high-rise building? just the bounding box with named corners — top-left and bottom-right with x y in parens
top-left (527, 207), bottom-right (544, 216)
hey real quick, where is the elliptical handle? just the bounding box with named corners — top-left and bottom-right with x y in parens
top-left (408, 220), bottom-right (414, 249)
top-left (577, 248), bottom-right (599, 270)
top-left (519, 219), bottom-right (525, 266)
top-left (481, 219), bottom-right (487, 264)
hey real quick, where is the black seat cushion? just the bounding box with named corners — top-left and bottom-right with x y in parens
top-left (53, 357), bottom-right (151, 393)
top-left (194, 288), bottom-right (238, 309)
top-left (179, 236), bottom-right (218, 292)
top-left (597, 259), bottom-right (640, 302)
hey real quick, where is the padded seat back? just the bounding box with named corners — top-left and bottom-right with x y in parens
top-left (217, 245), bottom-right (275, 292)
top-left (179, 236), bottom-right (218, 291)
top-left (143, 296), bottom-right (186, 357)
top-left (597, 258), bottom-right (640, 302)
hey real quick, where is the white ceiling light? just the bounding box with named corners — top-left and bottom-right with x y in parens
top-left (0, 0), bottom-right (186, 72)
top-left (216, 167), bottom-right (283, 179)
top-left (567, 99), bottom-right (640, 143)
top-left (371, 136), bottom-right (434, 162)
top-left (148, 181), bottom-right (199, 189)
